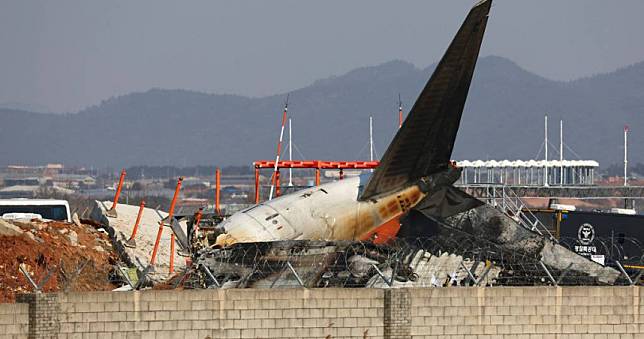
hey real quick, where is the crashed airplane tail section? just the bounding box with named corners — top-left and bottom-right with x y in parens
top-left (359, 0), bottom-right (491, 201)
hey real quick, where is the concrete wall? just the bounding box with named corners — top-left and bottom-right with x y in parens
top-left (0, 287), bottom-right (642, 339)
top-left (409, 286), bottom-right (642, 338)
top-left (0, 303), bottom-right (29, 338)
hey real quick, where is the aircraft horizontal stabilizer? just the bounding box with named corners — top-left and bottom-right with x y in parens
top-left (413, 186), bottom-right (483, 219)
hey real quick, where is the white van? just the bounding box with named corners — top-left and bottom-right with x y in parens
top-left (0, 199), bottom-right (71, 223)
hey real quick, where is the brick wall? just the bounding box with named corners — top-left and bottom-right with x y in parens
top-left (55, 288), bottom-right (384, 339)
top-left (409, 286), bottom-right (642, 338)
top-left (0, 302), bottom-right (29, 339)
top-left (0, 286), bottom-right (642, 339)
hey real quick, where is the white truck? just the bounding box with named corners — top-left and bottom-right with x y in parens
top-left (0, 198), bottom-right (71, 223)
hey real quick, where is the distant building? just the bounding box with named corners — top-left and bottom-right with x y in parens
top-left (456, 160), bottom-right (599, 186)
top-left (50, 174), bottom-right (96, 189)
top-left (2, 177), bottom-right (41, 186)
top-left (0, 185), bottom-right (40, 198)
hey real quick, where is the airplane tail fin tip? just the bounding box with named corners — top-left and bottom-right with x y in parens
top-left (359, 0), bottom-right (491, 200)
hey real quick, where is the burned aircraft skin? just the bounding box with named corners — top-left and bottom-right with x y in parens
top-left (214, 0), bottom-right (493, 248)
top-left (440, 205), bottom-right (620, 284)
top-left (443, 205), bottom-right (546, 256)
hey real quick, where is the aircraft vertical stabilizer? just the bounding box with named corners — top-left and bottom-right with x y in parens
top-left (360, 0), bottom-right (491, 200)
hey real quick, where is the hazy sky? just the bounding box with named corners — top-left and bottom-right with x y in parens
top-left (2, 0), bottom-right (644, 113)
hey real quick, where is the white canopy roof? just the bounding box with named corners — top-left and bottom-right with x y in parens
top-left (456, 160), bottom-right (599, 168)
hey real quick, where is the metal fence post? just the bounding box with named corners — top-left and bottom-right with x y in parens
top-left (539, 260), bottom-right (557, 286)
top-left (615, 261), bottom-right (634, 285)
top-left (286, 261), bottom-right (305, 287)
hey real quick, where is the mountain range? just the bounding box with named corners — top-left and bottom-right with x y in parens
top-left (0, 56), bottom-right (642, 168)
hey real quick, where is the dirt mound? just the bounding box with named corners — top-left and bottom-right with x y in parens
top-left (0, 219), bottom-right (119, 303)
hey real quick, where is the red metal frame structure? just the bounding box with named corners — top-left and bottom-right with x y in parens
top-left (253, 160), bottom-right (380, 203)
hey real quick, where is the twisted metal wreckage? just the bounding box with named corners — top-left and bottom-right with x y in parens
top-left (122, 0), bottom-right (638, 289)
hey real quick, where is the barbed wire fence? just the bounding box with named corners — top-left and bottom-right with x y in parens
top-left (176, 232), bottom-right (643, 290)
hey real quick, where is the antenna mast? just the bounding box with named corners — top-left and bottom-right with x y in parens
top-left (544, 114), bottom-right (549, 187)
top-left (398, 94), bottom-right (403, 129)
top-left (288, 118), bottom-right (293, 187)
top-left (624, 125), bottom-right (629, 186)
top-left (560, 119), bottom-right (563, 186)
top-left (268, 95), bottom-right (289, 200)
top-left (369, 116), bottom-right (374, 172)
